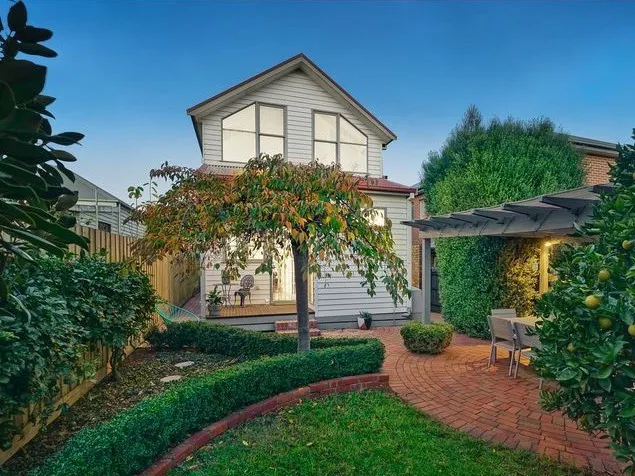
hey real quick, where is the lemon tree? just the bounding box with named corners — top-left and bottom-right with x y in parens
top-left (535, 129), bottom-right (635, 470)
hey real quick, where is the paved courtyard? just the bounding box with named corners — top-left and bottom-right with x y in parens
top-left (324, 325), bottom-right (621, 474)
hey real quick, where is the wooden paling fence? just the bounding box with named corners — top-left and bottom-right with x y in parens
top-left (0, 226), bottom-right (200, 465)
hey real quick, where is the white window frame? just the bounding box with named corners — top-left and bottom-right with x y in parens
top-left (221, 102), bottom-right (286, 162)
top-left (312, 111), bottom-right (368, 173)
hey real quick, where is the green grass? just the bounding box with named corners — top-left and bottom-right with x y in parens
top-left (170, 391), bottom-right (584, 476)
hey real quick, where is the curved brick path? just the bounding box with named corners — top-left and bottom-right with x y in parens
top-left (324, 326), bottom-right (621, 474)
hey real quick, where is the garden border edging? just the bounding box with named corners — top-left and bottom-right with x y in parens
top-left (141, 373), bottom-right (389, 476)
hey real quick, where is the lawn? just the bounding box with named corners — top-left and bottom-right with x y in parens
top-left (4, 348), bottom-right (241, 475)
top-left (171, 391), bottom-right (584, 476)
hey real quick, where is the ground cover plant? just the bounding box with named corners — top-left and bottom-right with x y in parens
top-left (170, 390), bottom-right (584, 476)
top-left (3, 349), bottom-right (239, 475)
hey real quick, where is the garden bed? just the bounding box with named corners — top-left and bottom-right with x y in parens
top-left (170, 391), bottom-right (585, 476)
top-left (4, 347), bottom-right (241, 475)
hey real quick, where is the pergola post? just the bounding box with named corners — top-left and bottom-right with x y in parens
top-left (421, 237), bottom-right (432, 325)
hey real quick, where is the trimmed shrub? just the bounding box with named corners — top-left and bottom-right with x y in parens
top-left (147, 321), bottom-right (375, 358)
top-left (34, 324), bottom-right (385, 476)
top-left (401, 322), bottom-right (454, 354)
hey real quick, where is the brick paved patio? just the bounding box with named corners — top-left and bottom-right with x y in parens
top-left (324, 326), bottom-right (622, 474)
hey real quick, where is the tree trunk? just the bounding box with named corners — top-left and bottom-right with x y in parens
top-left (292, 242), bottom-right (311, 352)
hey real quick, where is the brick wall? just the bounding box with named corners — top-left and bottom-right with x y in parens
top-left (583, 154), bottom-right (615, 185)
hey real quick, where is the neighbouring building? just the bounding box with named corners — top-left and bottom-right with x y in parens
top-left (60, 170), bottom-right (144, 238)
top-left (187, 53), bottom-right (415, 328)
top-left (409, 135), bottom-right (619, 308)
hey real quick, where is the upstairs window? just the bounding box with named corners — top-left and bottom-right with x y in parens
top-left (313, 112), bottom-right (367, 173)
top-left (222, 103), bottom-right (285, 162)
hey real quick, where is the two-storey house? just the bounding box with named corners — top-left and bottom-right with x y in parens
top-left (187, 53), bottom-right (414, 329)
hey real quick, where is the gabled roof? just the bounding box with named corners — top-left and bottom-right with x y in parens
top-left (58, 168), bottom-right (133, 211)
top-left (187, 53), bottom-right (397, 150)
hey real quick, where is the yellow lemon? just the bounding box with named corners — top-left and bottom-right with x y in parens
top-left (598, 317), bottom-right (613, 330)
top-left (623, 240), bottom-right (634, 251)
top-left (567, 343), bottom-right (576, 352)
top-left (584, 295), bottom-right (601, 309)
top-left (628, 324), bottom-right (635, 337)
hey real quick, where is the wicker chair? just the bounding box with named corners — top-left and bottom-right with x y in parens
top-left (234, 275), bottom-right (254, 307)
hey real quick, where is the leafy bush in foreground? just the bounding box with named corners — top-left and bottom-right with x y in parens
top-left (401, 321), bottom-right (454, 354)
top-left (535, 131), bottom-right (635, 470)
top-left (34, 323), bottom-right (385, 476)
top-left (0, 254), bottom-right (156, 447)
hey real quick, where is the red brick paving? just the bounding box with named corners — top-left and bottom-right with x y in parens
top-left (323, 327), bottom-right (622, 475)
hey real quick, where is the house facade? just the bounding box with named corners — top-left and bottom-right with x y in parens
top-left (187, 54), bottom-right (414, 323)
top-left (60, 170), bottom-right (144, 238)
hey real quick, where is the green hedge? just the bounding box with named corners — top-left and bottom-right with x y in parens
top-left (400, 322), bottom-right (454, 354)
top-left (34, 323), bottom-right (384, 476)
top-left (421, 108), bottom-right (585, 337)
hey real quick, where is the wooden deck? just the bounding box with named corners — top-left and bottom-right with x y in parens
top-left (182, 292), bottom-right (411, 331)
top-left (183, 292), bottom-right (304, 318)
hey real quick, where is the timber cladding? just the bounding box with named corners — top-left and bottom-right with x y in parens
top-left (0, 226), bottom-right (200, 465)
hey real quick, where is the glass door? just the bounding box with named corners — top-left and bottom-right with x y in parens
top-left (272, 253), bottom-right (295, 303)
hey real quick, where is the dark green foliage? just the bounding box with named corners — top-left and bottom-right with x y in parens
top-left (535, 130), bottom-right (635, 470)
top-left (0, 254), bottom-right (157, 448)
top-left (400, 321), bottom-right (454, 354)
top-left (421, 107), bottom-right (584, 337)
top-left (436, 236), bottom-right (503, 337)
top-left (0, 1), bottom-right (87, 299)
top-left (495, 239), bottom-right (540, 317)
top-left (34, 324), bottom-right (385, 476)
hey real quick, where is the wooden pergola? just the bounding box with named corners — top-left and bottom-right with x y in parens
top-left (403, 183), bottom-right (610, 323)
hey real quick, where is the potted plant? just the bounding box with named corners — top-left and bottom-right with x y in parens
top-left (357, 311), bottom-right (373, 330)
top-left (207, 286), bottom-right (223, 318)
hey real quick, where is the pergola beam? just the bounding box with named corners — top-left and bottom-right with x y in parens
top-left (540, 196), bottom-right (594, 215)
top-left (503, 203), bottom-right (558, 220)
top-left (473, 208), bottom-right (517, 222)
top-left (450, 213), bottom-right (488, 225)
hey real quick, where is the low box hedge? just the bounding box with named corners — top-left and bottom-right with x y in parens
top-left (400, 321), bottom-right (454, 354)
top-left (34, 323), bottom-right (384, 476)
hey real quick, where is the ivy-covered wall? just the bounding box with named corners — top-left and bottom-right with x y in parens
top-left (421, 107), bottom-right (585, 337)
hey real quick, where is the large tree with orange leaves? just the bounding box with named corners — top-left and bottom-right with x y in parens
top-left (133, 154), bottom-right (409, 351)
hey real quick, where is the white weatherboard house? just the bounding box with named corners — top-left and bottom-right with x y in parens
top-left (187, 53), bottom-right (414, 330)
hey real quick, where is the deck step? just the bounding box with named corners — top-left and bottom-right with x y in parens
top-left (276, 328), bottom-right (322, 337)
top-left (275, 318), bottom-right (318, 332)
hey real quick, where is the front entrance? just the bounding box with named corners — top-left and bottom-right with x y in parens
top-left (272, 253), bottom-right (295, 303)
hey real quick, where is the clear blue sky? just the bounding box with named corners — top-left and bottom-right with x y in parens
top-left (26, 0), bottom-right (635, 202)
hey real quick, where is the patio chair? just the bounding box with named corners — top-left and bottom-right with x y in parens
top-left (513, 322), bottom-right (544, 389)
top-left (234, 274), bottom-right (254, 307)
top-left (491, 308), bottom-right (517, 318)
top-left (487, 315), bottom-right (517, 376)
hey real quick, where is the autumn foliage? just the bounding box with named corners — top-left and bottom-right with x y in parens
top-left (133, 155), bottom-right (410, 350)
